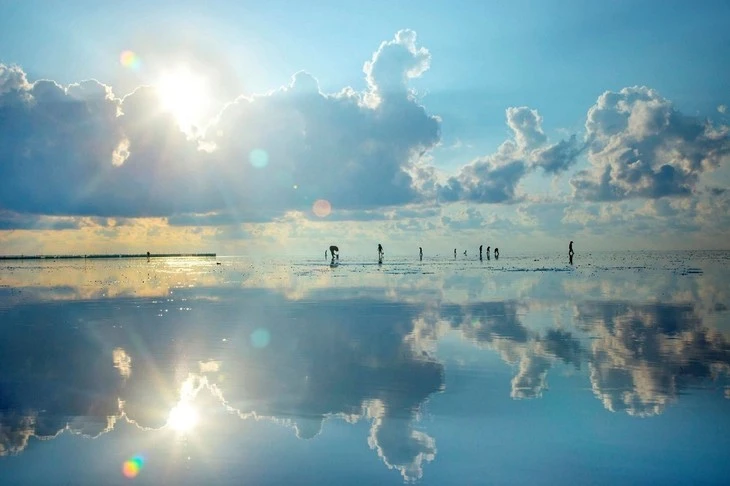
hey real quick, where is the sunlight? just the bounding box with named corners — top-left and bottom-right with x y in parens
top-left (156, 66), bottom-right (211, 133)
top-left (167, 401), bottom-right (199, 432)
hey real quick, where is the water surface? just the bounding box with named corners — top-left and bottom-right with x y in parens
top-left (1, 251), bottom-right (729, 484)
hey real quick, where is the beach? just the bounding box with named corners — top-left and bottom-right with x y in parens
top-left (1, 251), bottom-right (729, 484)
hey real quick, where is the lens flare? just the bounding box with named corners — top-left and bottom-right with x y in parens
top-left (122, 455), bottom-right (145, 479)
top-left (250, 328), bottom-right (271, 348)
top-left (249, 149), bottom-right (269, 168)
top-left (119, 50), bottom-right (142, 71)
top-left (312, 199), bottom-right (331, 218)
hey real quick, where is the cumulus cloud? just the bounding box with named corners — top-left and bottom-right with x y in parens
top-left (0, 30), bottom-right (440, 224)
top-left (437, 106), bottom-right (581, 204)
top-left (572, 86), bottom-right (730, 201)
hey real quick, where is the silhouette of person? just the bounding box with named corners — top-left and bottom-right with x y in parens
top-left (494, 248), bottom-right (499, 259)
top-left (479, 245), bottom-right (483, 260)
top-left (329, 245), bottom-right (339, 264)
top-left (325, 249), bottom-right (328, 260)
top-left (569, 240), bottom-right (574, 265)
top-left (454, 248), bottom-right (457, 259)
top-left (377, 244), bottom-right (384, 263)
top-left (419, 247), bottom-right (423, 261)
top-left (486, 246), bottom-right (490, 258)
top-left (463, 250), bottom-right (467, 257)
top-left (146, 251), bottom-right (150, 262)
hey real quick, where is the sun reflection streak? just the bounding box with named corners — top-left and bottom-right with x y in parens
top-left (165, 374), bottom-right (205, 433)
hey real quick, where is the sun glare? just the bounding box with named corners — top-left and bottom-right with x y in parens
top-left (156, 67), bottom-right (211, 133)
top-left (167, 402), bottom-right (199, 432)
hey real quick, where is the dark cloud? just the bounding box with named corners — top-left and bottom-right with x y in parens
top-left (532, 135), bottom-right (584, 174)
top-left (0, 211), bottom-right (81, 230)
top-left (572, 86), bottom-right (730, 201)
top-left (439, 159), bottom-right (528, 204)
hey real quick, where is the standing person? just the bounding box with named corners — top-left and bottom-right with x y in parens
top-left (325, 249), bottom-right (328, 260)
top-left (569, 241), bottom-right (574, 265)
top-left (494, 248), bottom-right (499, 259)
top-left (463, 250), bottom-right (467, 257)
top-left (377, 244), bottom-right (384, 262)
top-left (479, 245), bottom-right (483, 260)
top-left (419, 247), bottom-right (423, 261)
top-left (454, 248), bottom-right (457, 259)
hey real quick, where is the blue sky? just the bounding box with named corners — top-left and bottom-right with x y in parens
top-left (1, 0), bottom-right (729, 254)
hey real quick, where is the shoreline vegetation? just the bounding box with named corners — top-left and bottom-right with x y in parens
top-left (0, 253), bottom-right (216, 260)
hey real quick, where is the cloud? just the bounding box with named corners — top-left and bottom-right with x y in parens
top-left (0, 211), bottom-right (82, 230)
top-left (437, 106), bottom-right (581, 203)
top-left (364, 29), bottom-right (431, 103)
top-left (506, 106), bottom-right (547, 149)
top-left (532, 134), bottom-right (583, 174)
top-left (440, 207), bottom-right (487, 230)
top-left (0, 30), bottom-right (440, 222)
top-left (572, 86), bottom-right (730, 201)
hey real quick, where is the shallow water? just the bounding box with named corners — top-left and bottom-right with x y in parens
top-left (1, 251), bottom-right (729, 484)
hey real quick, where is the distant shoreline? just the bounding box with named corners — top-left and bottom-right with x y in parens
top-left (0, 253), bottom-right (216, 260)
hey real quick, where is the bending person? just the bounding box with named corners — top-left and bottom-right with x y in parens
top-left (329, 245), bottom-right (339, 263)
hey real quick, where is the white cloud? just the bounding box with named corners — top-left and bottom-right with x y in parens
top-left (437, 106), bottom-right (581, 203)
top-left (572, 86), bottom-right (730, 201)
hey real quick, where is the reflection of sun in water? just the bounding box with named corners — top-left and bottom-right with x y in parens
top-left (167, 402), bottom-right (199, 432)
top-left (156, 67), bottom-right (210, 133)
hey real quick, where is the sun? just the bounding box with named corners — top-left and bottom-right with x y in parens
top-left (156, 67), bottom-right (211, 133)
top-left (167, 401), bottom-right (199, 432)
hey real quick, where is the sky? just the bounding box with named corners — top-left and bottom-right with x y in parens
top-left (1, 0), bottom-right (730, 255)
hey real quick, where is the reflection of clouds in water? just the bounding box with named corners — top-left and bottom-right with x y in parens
top-left (0, 292), bottom-right (443, 480)
top-left (113, 348), bottom-right (131, 378)
top-left (576, 302), bottom-right (730, 417)
top-left (0, 414), bottom-right (34, 456)
top-left (195, 298), bottom-right (443, 480)
top-left (407, 297), bottom-right (729, 413)
top-left (366, 399), bottom-right (436, 481)
top-left (510, 352), bottom-right (551, 399)
top-left (2, 259), bottom-right (729, 477)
